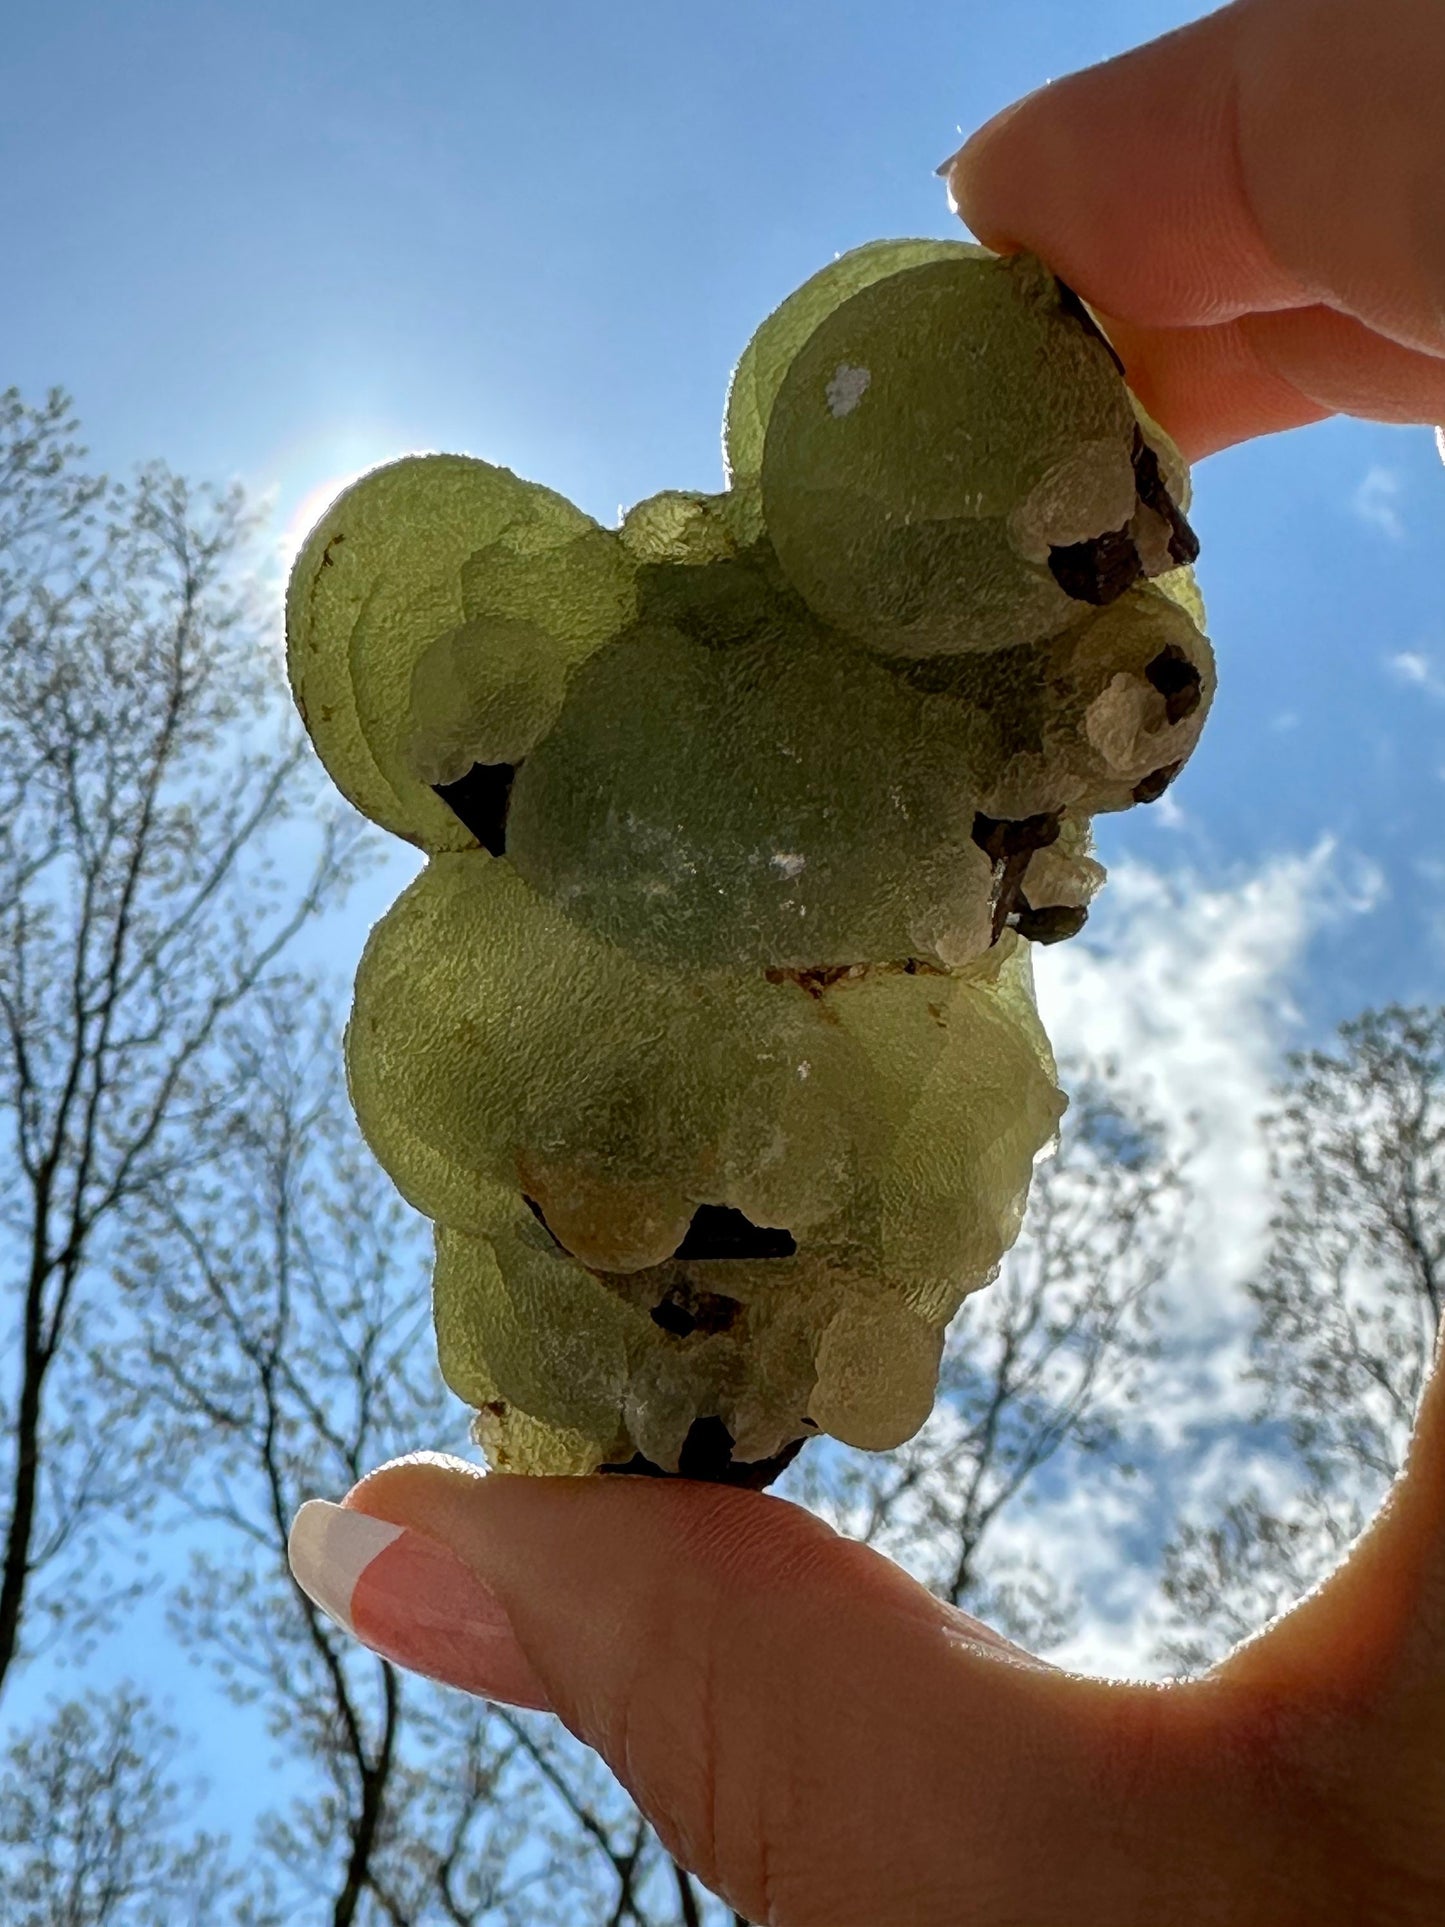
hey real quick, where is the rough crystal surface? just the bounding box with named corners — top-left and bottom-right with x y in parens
top-left (286, 241), bottom-right (1213, 1478)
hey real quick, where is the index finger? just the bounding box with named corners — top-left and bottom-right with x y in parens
top-left (944, 0), bottom-right (1445, 459)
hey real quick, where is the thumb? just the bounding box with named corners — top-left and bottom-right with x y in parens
top-left (942, 0), bottom-right (1445, 459)
top-left (292, 1458), bottom-right (1322, 1927)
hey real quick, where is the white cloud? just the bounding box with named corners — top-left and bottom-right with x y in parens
top-left (1148, 787), bottom-right (1186, 830)
top-left (1352, 464), bottom-right (1406, 542)
top-left (1016, 845), bottom-right (1382, 1677)
top-left (1035, 846), bottom-right (1340, 1334)
top-left (1390, 649), bottom-right (1445, 701)
top-left (1436, 425), bottom-right (1445, 467)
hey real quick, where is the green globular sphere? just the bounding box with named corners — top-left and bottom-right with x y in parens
top-left (760, 249), bottom-right (1192, 657)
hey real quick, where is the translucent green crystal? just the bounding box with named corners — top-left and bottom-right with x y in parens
top-left (286, 240), bottom-right (1213, 1478)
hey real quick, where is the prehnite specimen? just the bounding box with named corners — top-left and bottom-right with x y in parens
top-left (287, 241), bottom-right (1213, 1485)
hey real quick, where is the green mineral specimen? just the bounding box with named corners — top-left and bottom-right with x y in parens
top-left (286, 240), bottom-right (1213, 1482)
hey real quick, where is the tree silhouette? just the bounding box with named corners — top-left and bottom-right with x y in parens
top-left (1155, 1005), bottom-right (1444, 1674)
top-left (0, 388), bottom-right (364, 1702)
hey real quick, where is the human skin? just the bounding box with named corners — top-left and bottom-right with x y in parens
top-left (288, 2), bottom-right (1445, 1921)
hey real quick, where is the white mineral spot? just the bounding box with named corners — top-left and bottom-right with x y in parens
top-left (797, 1061), bottom-right (811, 1081)
top-left (826, 363), bottom-right (871, 418)
top-left (771, 851), bottom-right (806, 879)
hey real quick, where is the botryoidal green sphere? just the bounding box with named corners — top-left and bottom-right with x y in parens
top-left (286, 240), bottom-right (1213, 1483)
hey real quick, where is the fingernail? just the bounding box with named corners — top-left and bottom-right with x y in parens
top-left (288, 1499), bottom-right (551, 1711)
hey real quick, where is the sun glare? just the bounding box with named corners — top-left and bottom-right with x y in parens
top-left (272, 432), bottom-right (451, 574)
top-left (280, 465), bottom-right (380, 568)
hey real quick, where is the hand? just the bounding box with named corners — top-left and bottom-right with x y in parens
top-left (943, 0), bottom-right (1445, 464)
top-left (288, 4), bottom-right (1445, 1920)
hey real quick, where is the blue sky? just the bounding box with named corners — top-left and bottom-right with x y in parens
top-left (3, 0), bottom-right (1444, 1879)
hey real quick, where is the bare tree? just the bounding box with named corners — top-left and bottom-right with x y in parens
top-left (792, 1065), bottom-right (1185, 1650)
top-left (1154, 1004), bottom-right (1444, 1673)
top-left (0, 1682), bottom-right (245, 1927)
top-left (0, 389), bottom-right (366, 1700)
top-left (491, 1708), bottom-right (760, 1926)
top-left (109, 992), bottom-right (615, 1926)
top-left (1153, 1484), bottom-right (1365, 1676)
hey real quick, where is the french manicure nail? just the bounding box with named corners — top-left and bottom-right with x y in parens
top-left (288, 1499), bottom-right (552, 1711)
